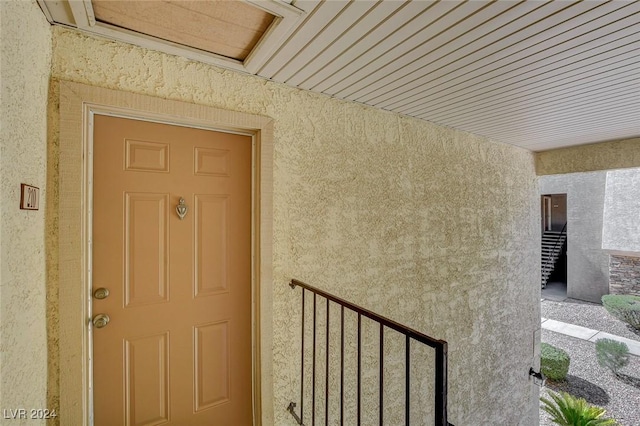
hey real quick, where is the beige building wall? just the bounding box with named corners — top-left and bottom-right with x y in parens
top-left (0, 2), bottom-right (545, 422)
top-left (0, 0), bottom-right (52, 421)
top-left (603, 168), bottom-right (640, 255)
top-left (536, 137), bottom-right (640, 175)
top-left (47, 27), bottom-right (541, 425)
top-left (539, 172), bottom-right (609, 303)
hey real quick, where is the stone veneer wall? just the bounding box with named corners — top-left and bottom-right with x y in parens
top-left (609, 255), bottom-right (640, 296)
top-left (46, 26), bottom-right (540, 425)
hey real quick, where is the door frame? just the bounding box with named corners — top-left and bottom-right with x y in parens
top-left (542, 195), bottom-right (552, 231)
top-left (55, 81), bottom-right (274, 425)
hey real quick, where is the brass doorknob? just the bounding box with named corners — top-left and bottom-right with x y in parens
top-left (92, 313), bottom-right (110, 329)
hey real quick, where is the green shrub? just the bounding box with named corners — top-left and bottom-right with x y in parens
top-left (596, 338), bottom-right (629, 376)
top-left (541, 343), bottom-right (570, 381)
top-left (541, 391), bottom-right (618, 425)
top-left (602, 294), bottom-right (640, 330)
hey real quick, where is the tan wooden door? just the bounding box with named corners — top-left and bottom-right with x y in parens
top-left (92, 115), bottom-right (253, 425)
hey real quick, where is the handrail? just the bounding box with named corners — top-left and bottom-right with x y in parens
top-left (544, 222), bottom-right (567, 268)
top-left (288, 278), bottom-right (453, 426)
top-left (290, 279), bottom-right (447, 349)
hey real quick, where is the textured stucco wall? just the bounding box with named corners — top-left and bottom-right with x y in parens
top-left (49, 27), bottom-right (540, 425)
top-left (536, 137), bottom-right (640, 176)
top-left (539, 173), bottom-right (609, 303)
top-left (0, 0), bottom-right (52, 421)
top-left (602, 168), bottom-right (640, 256)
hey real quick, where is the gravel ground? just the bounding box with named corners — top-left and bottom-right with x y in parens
top-left (540, 330), bottom-right (640, 426)
top-left (541, 299), bottom-right (640, 342)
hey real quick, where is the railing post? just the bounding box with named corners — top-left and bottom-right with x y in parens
top-left (325, 300), bottom-right (330, 426)
top-left (300, 289), bottom-right (305, 423)
top-left (312, 293), bottom-right (317, 426)
top-left (406, 336), bottom-right (410, 426)
top-left (340, 306), bottom-right (344, 426)
top-left (357, 313), bottom-right (361, 426)
top-left (435, 343), bottom-right (448, 425)
top-left (379, 325), bottom-right (384, 426)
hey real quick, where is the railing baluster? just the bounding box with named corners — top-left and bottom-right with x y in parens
top-left (325, 299), bottom-right (330, 426)
top-left (435, 344), bottom-right (447, 425)
top-left (313, 293), bottom-right (317, 426)
top-left (340, 305), bottom-right (344, 426)
top-left (301, 290), bottom-right (305, 423)
top-left (406, 335), bottom-right (410, 426)
top-left (379, 325), bottom-right (384, 426)
top-left (288, 279), bottom-right (452, 426)
top-left (357, 313), bottom-right (361, 426)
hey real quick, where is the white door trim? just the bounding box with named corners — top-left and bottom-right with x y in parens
top-left (542, 195), bottom-right (552, 232)
top-left (56, 81), bottom-right (274, 425)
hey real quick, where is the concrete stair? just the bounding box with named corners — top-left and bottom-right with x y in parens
top-left (541, 230), bottom-right (566, 288)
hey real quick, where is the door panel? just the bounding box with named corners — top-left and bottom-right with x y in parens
top-left (124, 192), bottom-right (170, 306)
top-left (194, 195), bottom-right (229, 297)
top-left (124, 332), bottom-right (170, 426)
top-left (93, 115), bottom-right (252, 425)
top-left (125, 140), bottom-right (170, 173)
top-left (194, 321), bottom-right (231, 411)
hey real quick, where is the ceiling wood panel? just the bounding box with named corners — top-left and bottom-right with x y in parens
top-left (438, 75), bottom-right (640, 129)
top-left (523, 122), bottom-right (640, 149)
top-left (365, 1), bottom-right (606, 109)
top-left (40, 0), bottom-right (640, 151)
top-left (408, 39), bottom-right (640, 117)
top-left (379, 2), bottom-right (638, 114)
top-left (270, 0), bottom-right (380, 82)
top-left (479, 108), bottom-right (640, 142)
top-left (298, 1), bottom-right (437, 92)
top-left (337, 0), bottom-right (527, 100)
top-left (283, 1), bottom-right (408, 87)
top-left (304, 1), bottom-right (461, 93)
top-left (356, 0), bottom-right (551, 106)
top-left (433, 70), bottom-right (640, 124)
top-left (327, 1), bottom-right (490, 97)
top-left (257, 0), bottom-right (350, 76)
top-left (463, 93), bottom-right (640, 136)
top-left (503, 121), bottom-right (640, 150)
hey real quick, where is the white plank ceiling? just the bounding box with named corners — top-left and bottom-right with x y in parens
top-left (40, 0), bottom-right (640, 152)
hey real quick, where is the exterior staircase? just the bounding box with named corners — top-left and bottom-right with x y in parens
top-left (541, 229), bottom-right (566, 288)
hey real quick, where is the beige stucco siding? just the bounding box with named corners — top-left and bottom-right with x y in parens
top-left (539, 173), bottom-right (609, 303)
top-left (536, 137), bottom-right (640, 175)
top-left (603, 168), bottom-right (640, 255)
top-left (47, 27), bottom-right (540, 425)
top-left (0, 0), bottom-right (52, 421)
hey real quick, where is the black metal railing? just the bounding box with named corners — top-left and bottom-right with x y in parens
top-left (287, 279), bottom-right (453, 425)
top-left (543, 222), bottom-right (567, 270)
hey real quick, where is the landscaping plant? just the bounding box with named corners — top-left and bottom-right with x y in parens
top-left (541, 342), bottom-right (570, 381)
top-left (601, 294), bottom-right (640, 330)
top-left (595, 338), bottom-right (629, 376)
top-left (541, 391), bottom-right (618, 426)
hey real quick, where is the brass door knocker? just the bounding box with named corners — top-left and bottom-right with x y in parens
top-left (176, 197), bottom-right (188, 220)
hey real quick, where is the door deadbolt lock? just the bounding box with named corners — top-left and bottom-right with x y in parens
top-left (94, 287), bottom-right (110, 300)
top-left (92, 313), bottom-right (110, 329)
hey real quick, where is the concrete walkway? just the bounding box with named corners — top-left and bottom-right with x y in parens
top-left (541, 317), bottom-right (640, 357)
